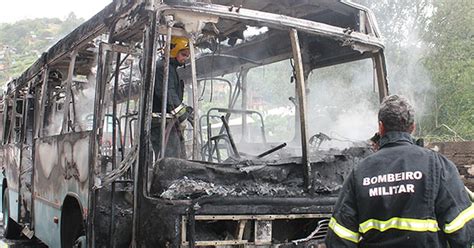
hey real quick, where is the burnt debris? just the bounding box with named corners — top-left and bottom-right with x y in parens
top-left (151, 146), bottom-right (373, 200)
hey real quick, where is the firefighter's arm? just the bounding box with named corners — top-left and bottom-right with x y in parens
top-left (435, 155), bottom-right (474, 247)
top-left (154, 61), bottom-right (181, 112)
top-left (325, 171), bottom-right (360, 248)
top-left (166, 73), bottom-right (183, 112)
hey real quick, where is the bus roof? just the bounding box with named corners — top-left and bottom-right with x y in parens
top-left (5, 0), bottom-right (383, 91)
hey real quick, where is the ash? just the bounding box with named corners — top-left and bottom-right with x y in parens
top-left (160, 176), bottom-right (304, 200)
top-left (151, 146), bottom-right (373, 200)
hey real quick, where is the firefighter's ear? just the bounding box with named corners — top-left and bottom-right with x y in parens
top-left (408, 123), bottom-right (416, 134)
top-left (378, 121), bottom-right (386, 137)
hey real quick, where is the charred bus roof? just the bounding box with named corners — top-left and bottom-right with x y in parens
top-left (168, 0), bottom-right (381, 37)
top-left (4, 0), bottom-right (384, 93)
top-left (165, 0), bottom-right (384, 78)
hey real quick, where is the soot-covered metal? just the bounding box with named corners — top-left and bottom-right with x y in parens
top-left (151, 147), bottom-right (372, 200)
top-left (112, 0), bottom-right (385, 246)
top-left (129, 146), bottom-right (372, 246)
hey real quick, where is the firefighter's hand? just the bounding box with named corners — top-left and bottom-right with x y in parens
top-left (176, 104), bottom-right (194, 125)
top-left (186, 105), bottom-right (194, 121)
top-left (185, 105), bottom-right (194, 126)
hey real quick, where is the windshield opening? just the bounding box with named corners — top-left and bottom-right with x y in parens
top-left (306, 58), bottom-right (379, 151)
top-left (156, 10), bottom-right (383, 164)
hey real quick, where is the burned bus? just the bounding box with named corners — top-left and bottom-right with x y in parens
top-left (0, 0), bottom-right (388, 247)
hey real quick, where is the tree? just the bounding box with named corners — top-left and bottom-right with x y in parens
top-left (353, 0), bottom-right (472, 141)
top-left (422, 0), bottom-right (474, 140)
top-left (0, 15), bottom-right (84, 83)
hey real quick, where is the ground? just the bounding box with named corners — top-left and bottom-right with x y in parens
top-left (0, 214), bottom-right (46, 248)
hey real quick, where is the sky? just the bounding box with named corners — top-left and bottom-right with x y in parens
top-left (0, 0), bottom-right (112, 23)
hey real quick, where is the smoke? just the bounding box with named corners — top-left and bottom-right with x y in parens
top-left (303, 31), bottom-right (434, 149)
top-left (352, 0), bottom-right (435, 136)
top-left (192, 6), bottom-right (435, 160)
top-left (383, 31), bottom-right (434, 135)
top-left (306, 59), bottom-right (379, 149)
top-left (304, 0), bottom-right (435, 143)
top-left (72, 79), bottom-right (96, 131)
top-left (44, 92), bottom-right (65, 136)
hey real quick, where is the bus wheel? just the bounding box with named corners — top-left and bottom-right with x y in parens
top-left (60, 198), bottom-right (85, 248)
top-left (73, 235), bottom-right (86, 248)
top-left (2, 188), bottom-right (22, 239)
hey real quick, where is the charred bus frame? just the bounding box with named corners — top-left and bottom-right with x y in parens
top-left (0, 0), bottom-right (388, 247)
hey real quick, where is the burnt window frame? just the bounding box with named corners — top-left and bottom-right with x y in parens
top-left (1, 95), bottom-right (14, 145)
top-left (38, 52), bottom-right (77, 138)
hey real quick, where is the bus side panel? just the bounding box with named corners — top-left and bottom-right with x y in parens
top-left (33, 131), bottom-right (92, 247)
top-left (0, 147), bottom-right (5, 209)
top-left (3, 143), bottom-right (21, 222)
top-left (34, 198), bottom-right (61, 247)
top-left (7, 188), bottom-right (19, 223)
top-left (0, 182), bottom-right (2, 210)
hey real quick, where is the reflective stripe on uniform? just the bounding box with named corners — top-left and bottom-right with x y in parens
top-left (329, 217), bottom-right (360, 243)
top-left (444, 203), bottom-right (474, 234)
top-left (359, 217), bottom-right (440, 233)
top-left (151, 112), bottom-right (174, 118)
top-left (170, 103), bottom-right (186, 116)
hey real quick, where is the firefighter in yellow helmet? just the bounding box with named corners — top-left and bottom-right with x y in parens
top-left (151, 36), bottom-right (193, 159)
top-left (169, 36), bottom-right (189, 60)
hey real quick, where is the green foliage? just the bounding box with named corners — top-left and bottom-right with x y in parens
top-left (0, 13), bottom-right (84, 84)
top-left (246, 59), bottom-right (295, 108)
top-left (354, 0), bottom-right (473, 141)
top-left (421, 0), bottom-right (474, 140)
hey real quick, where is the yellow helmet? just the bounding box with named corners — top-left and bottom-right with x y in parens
top-left (170, 36), bottom-right (189, 58)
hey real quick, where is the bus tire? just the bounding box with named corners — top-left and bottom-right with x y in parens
top-left (73, 235), bottom-right (86, 248)
top-left (2, 188), bottom-right (22, 239)
top-left (60, 197), bottom-right (85, 248)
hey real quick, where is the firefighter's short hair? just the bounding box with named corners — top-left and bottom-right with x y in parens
top-left (378, 95), bottom-right (415, 132)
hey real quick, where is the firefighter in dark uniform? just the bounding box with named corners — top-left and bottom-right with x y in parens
top-left (325, 95), bottom-right (474, 247)
top-left (151, 36), bottom-right (193, 159)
